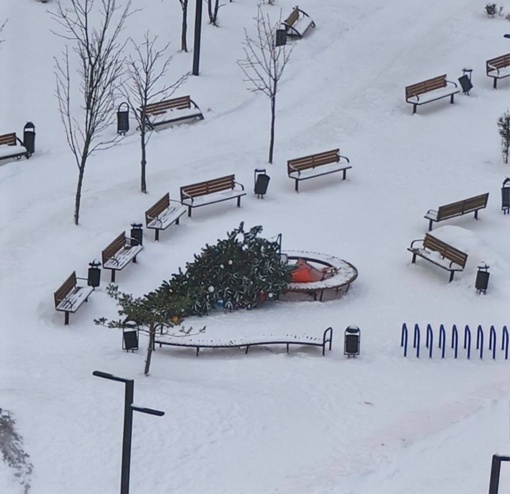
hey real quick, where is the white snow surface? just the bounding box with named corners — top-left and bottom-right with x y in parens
top-left (1, 0), bottom-right (510, 493)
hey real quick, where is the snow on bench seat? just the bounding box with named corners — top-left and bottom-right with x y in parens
top-left (155, 327), bottom-right (333, 356)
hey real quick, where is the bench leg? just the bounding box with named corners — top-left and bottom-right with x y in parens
top-left (64, 311), bottom-right (70, 325)
top-left (494, 78), bottom-right (498, 90)
top-left (176, 216), bottom-right (180, 225)
top-left (237, 196), bottom-right (241, 208)
top-left (413, 104), bottom-right (417, 115)
top-left (111, 270), bottom-right (116, 283)
top-left (286, 343), bottom-right (290, 354)
top-left (449, 271), bottom-right (455, 283)
top-left (133, 255), bottom-right (137, 264)
top-left (196, 347), bottom-right (199, 357)
top-left (474, 210), bottom-right (479, 220)
top-left (450, 94), bottom-right (455, 104)
top-left (342, 169), bottom-right (347, 180)
top-left (295, 180), bottom-right (299, 193)
top-left (188, 206), bottom-right (192, 218)
top-left (428, 219), bottom-right (433, 231)
top-left (245, 345), bottom-right (249, 354)
top-left (411, 252), bottom-right (417, 264)
top-left (155, 229), bottom-right (160, 241)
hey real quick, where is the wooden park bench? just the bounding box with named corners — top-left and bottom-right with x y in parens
top-left (145, 192), bottom-right (187, 241)
top-left (424, 193), bottom-right (489, 231)
top-left (486, 53), bottom-right (510, 89)
top-left (154, 327), bottom-right (333, 357)
top-left (180, 174), bottom-right (246, 217)
top-left (0, 132), bottom-right (30, 163)
top-left (139, 95), bottom-right (203, 130)
top-left (282, 6), bottom-right (315, 39)
top-left (287, 148), bottom-right (351, 192)
top-left (54, 271), bottom-right (94, 325)
top-left (405, 75), bottom-right (460, 114)
top-left (407, 233), bottom-right (468, 283)
top-left (102, 231), bottom-right (143, 282)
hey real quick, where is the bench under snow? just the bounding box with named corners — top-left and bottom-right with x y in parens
top-left (154, 327), bottom-right (333, 356)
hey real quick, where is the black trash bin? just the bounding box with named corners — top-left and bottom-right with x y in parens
top-left (502, 178), bottom-right (510, 214)
top-left (475, 264), bottom-right (490, 294)
top-left (23, 122), bottom-right (36, 156)
top-left (458, 68), bottom-right (473, 95)
top-left (117, 102), bottom-right (129, 135)
top-left (130, 223), bottom-right (143, 246)
top-left (123, 328), bottom-right (139, 352)
top-left (276, 29), bottom-right (287, 47)
top-left (87, 259), bottom-right (101, 288)
top-left (344, 325), bottom-right (361, 357)
top-left (254, 168), bottom-right (270, 198)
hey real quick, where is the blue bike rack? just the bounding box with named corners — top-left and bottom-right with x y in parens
top-left (413, 323), bottom-right (421, 358)
top-left (438, 324), bottom-right (446, 359)
top-left (402, 324), bottom-right (508, 360)
top-left (476, 325), bottom-right (484, 359)
top-left (503, 326), bottom-right (509, 360)
top-left (451, 324), bottom-right (459, 359)
top-left (425, 324), bottom-right (433, 358)
top-left (489, 325), bottom-right (497, 360)
top-left (464, 325), bottom-right (472, 360)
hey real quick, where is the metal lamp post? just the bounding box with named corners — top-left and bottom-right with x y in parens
top-left (192, 0), bottom-right (203, 76)
top-left (92, 371), bottom-right (165, 494)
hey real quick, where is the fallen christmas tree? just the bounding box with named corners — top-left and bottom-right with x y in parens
top-left (96, 222), bottom-right (292, 375)
top-left (158, 222), bottom-right (292, 316)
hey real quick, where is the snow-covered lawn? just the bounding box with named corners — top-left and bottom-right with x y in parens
top-left (0, 0), bottom-right (509, 493)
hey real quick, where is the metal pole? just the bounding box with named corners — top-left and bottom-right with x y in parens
top-left (92, 371), bottom-right (164, 494)
top-left (121, 380), bottom-right (134, 494)
top-left (192, 0), bottom-right (203, 75)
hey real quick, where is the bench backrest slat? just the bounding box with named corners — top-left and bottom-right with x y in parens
top-left (102, 232), bottom-right (126, 264)
top-left (54, 272), bottom-right (77, 307)
top-left (437, 193), bottom-right (489, 220)
top-left (145, 193), bottom-right (170, 223)
top-left (288, 149), bottom-right (340, 173)
top-left (285, 7), bottom-right (300, 26)
top-left (405, 75), bottom-right (447, 99)
top-left (180, 175), bottom-right (235, 201)
top-left (142, 96), bottom-right (191, 115)
top-left (486, 54), bottom-right (510, 71)
top-left (0, 133), bottom-right (17, 146)
top-left (423, 234), bottom-right (468, 268)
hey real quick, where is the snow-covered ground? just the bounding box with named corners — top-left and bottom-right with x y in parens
top-left (1, 0), bottom-right (509, 492)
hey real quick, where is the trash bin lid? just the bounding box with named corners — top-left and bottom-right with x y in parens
top-left (345, 325), bottom-right (360, 334)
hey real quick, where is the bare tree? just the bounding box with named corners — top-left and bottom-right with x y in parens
top-left (178, 0), bottom-right (189, 52)
top-left (52, 0), bottom-right (131, 225)
top-left (238, 8), bottom-right (293, 164)
top-left (207, 0), bottom-right (222, 26)
top-left (120, 32), bottom-right (187, 193)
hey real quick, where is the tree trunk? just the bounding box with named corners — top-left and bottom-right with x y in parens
top-left (140, 127), bottom-right (147, 193)
top-left (74, 146), bottom-right (89, 225)
top-left (268, 88), bottom-right (276, 164)
top-left (181, 2), bottom-right (188, 52)
top-left (144, 324), bottom-right (156, 376)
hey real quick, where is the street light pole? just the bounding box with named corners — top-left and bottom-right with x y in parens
top-left (92, 371), bottom-right (165, 494)
top-left (192, 0), bottom-right (203, 76)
